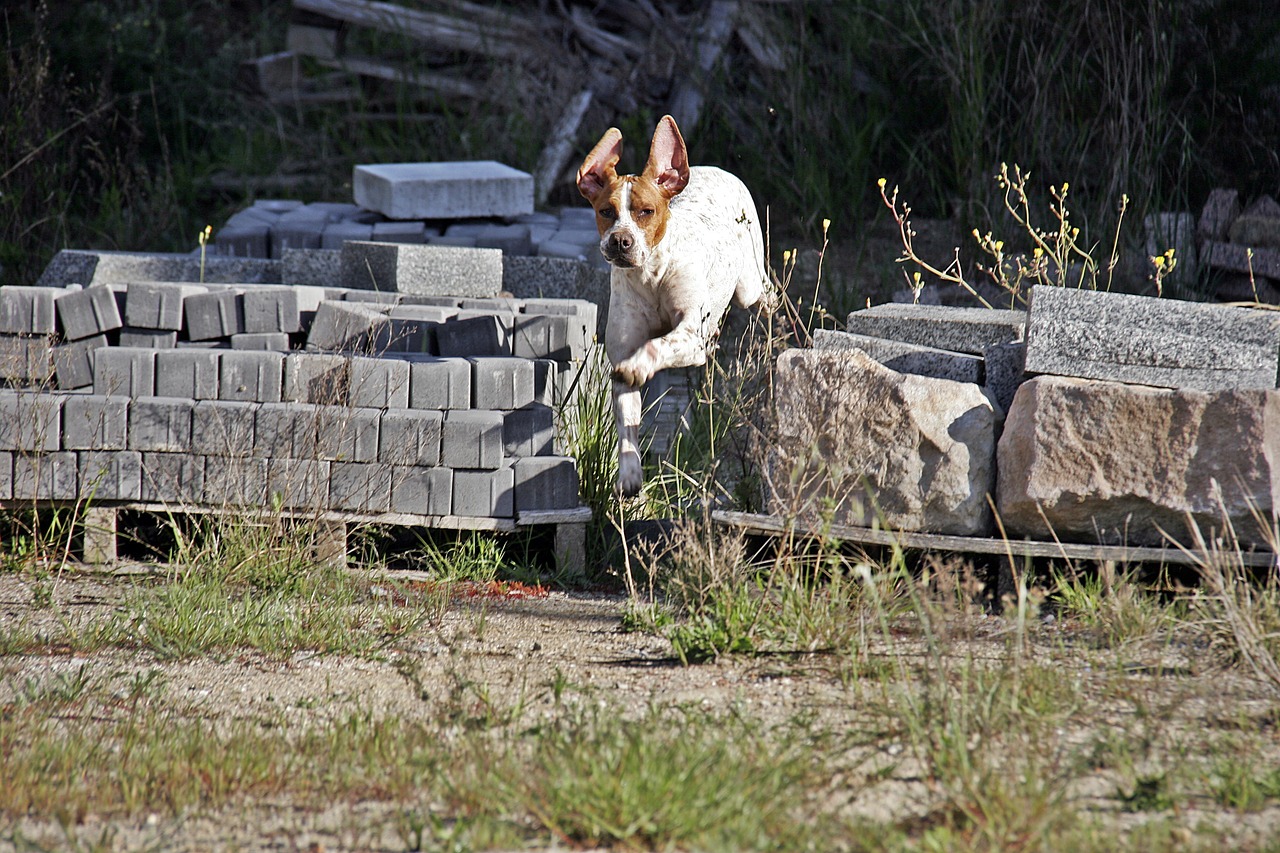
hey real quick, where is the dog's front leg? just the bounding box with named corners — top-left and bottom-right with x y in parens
top-left (612, 379), bottom-right (644, 496)
top-left (613, 310), bottom-right (713, 388)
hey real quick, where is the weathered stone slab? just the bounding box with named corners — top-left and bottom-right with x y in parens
top-left (1228, 195), bottom-right (1280, 250)
top-left (1023, 284), bottom-right (1280, 391)
top-left (844, 303), bottom-right (1026, 355)
top-left (353, 161), bottom-right (533, 220)
top-left (769, 348), bottom-right (998, 536)
top-left (1201, 241), bottom-right (1280, 281)
top-left (1198, 188), bottom-right (1241, 242)
top-left (997, 375), bottom-right (1280, 547)
top-left (812, 329), bottom-right (983, 384)
top-left (36, 249), bottom-right (281, 288)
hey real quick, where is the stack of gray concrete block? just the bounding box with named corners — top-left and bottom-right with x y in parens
top-left (774, 288), bottom-right (1280, 549)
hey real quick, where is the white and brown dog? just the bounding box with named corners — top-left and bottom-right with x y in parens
top-left (577, 115), bottom-right (773, 496)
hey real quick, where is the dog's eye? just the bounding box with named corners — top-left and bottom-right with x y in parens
top-left (598, 207), bottom-right (617, 220)
top-left (637, 208), bottom-right (655, 219)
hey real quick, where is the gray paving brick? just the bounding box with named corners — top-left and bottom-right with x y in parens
top-left (512, 313), bottom-right (587, 361)
top-left (284, 353), bottom-right (350, 405)
top-left (0, 451), bottom-right (10, 499)
top-left (79, 450), bottom-right (142, 500)
top-left (119, 328), bottom-right (178, 349)
top-left (503, 404), bottom-right (555, 457)
top-left (387, 305), bottom-right (454, 354)
top-left (329, 461), bottom-right (391, 512)
top-left (306, 301), bottom-right (392, 353)
top-left (204, 455), bottom-right (269, 506)
top-left (0, 390), bottom-right (63, 452)
top-left (62, 394), bottom-right (129, 450)
top-left (389, 465), bottom-right (452, 515)
top-left (372, 220), bottom-right (426, 243)
top-left (845, 303), bottom-right (1027, 355)
top-left (473, 223), bottom-right (532, 255)
top-left (321, 221), bottom-right (374, 250)
top-left (191, 400), bottom-right (258, 455)
top-left (154, 349), bottom-right (220, 399)
top-left (315, 405), bottom-right (380, 463)
top-left (349, 356), bottom-right (409, 408)
top-left (339, 241), bottom-right (502, 298)
top-left (52, 335), bottom-right (105, 390)
top-left (812, 329), bottom-right (984, 384)
top-left (214, 222), bottom-right (270, 258)
top-left (231, 332), bottom-right (290, 351)
top-left (140, 452), bottom-right (205, 503)
top-left (13, 451), bottom-right (77, 500)
top-left (451, 466), bottom-right (514, 518)
top-left (0, 333), bottom-right (55, 386)
top-left (353, 160), bottom-right (533, 220)
top-left (270, 207), bottom-right (327, 257)
top-left (471, 357), bottom-right (535, 409)
top-left (56, 284), bottom-right (123, 341)
top-left (513, 456), bottom-right (579, 512)
top-left (267, 457), bottom-right (329, 508)
top-left (436, 314), bottom-right (509, 357)
top-left (255, 402), bottom-right (320, 458)
top-left (185, 289), bottom-right (245, 340)
top-left (242, 286), bottom-right (301, 333)
top-left (378, 409), bottom-right (442, 466)
top-left (407, 356), bottom-right (471, 409)
top-left (128, 397), bottom-right (194, 452)
top-left (124, 282), bottom-right (207, 329)
top-left (441, 410), bottom-right (503, 469)
top-left (219, 350), bottom-right (284, 402)
top-left (460, 297), bottom-right (523, 312)
top-left (92, 347), bottom-right (156, 397)
top-left (0, 287), bottom-right (58, 334)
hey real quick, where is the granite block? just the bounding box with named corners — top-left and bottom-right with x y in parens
top-left (36, 249), bottom-right (281, 288)
top-left (845, 303), bottom-right (1027, 355)
top-left (339, 241), bottom-right (502, 298)
top-left (812, 329), bottom-right (984, 384)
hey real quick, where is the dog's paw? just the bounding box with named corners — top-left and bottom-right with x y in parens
top-left (617, 450), bottom-right (644, 497)
top-left (613, 345), bottom-right (659, 387)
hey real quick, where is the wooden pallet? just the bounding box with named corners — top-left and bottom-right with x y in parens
top-left (712, 510), bottom-right (1277, 570)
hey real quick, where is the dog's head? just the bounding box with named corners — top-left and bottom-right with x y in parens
top-left (576, 115), bottom-right (690, 270)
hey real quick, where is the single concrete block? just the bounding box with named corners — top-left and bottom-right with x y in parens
top-left (0, 451), bottom-right (10, 499)
top-left (0, 286), bottom-right (58, 334)
top-left (56, 285), bottom-right (123, 341)
top-left (242, 286), bottom-right (301, 333)
top-left (214, 221), bottom-right (270, 258)
top-left (128, 397), bottom-right (194, 452)
top-left (378, 409), bottom-right (442, 466)
top-left (53, 335), bottom-right (105, 390)
top-left (471, 357), bottom-right (535, 409)
top-left (503, 404), bottom-right (556, 457)
top-left (267, 457), bottom-right (329, 509)
top-left (219, 350), bottom-right (284, 402)
top-left (185, 289), bottom-right (245, 340)
top-left (140, 452), bottom-right (205, 503)
top-left (13, 451), bottom-right (77, 500)
top-left (387, 304), bottom-right (455, 354)
top-left (0, 390), bottom-right (63, 452)
top-left (191, 400), bottom-right (258, 455)
top-left (203, 455), bottom-right (269, 506)
top-left (441, 410), bottom-right (504, 469)
top-left (353, 160), bottom-right (533, 220)
top-left (329, 461), bottom-right (391, 512)
top-left (78, 450), bottom-right (142, 500)
top-left (321, 221), bottom-right (374, 250)
top-left (0, 333), bottom-right (55, 386)
top-left (231, 332), bottom-right (290, 351)
top-left (1024, 285), bottom-right (1280, 391)
top-left (389, 465), bottom-right (452, 515)
top-left (270, 207), bottom-right (327, 257)
top-left (460, 297), bottom-right (523, 313)
top-left (473, 223), bottom-right (532, 255)
top-left (436, 314), bottom-right (509, 357)
top-left (372, 220), bottom-right (426, 243)
top-left (339, 241), bottom-right (503, 298)
top-left (315, 405), bottom-right (380, 463)
top-left (845, 303), bottom-right (1027, 355)
top-left (154, 349), bottom-right (221, 399)
top-left (124, 282), bottom-right (207, 329)
top-left (284, 352), bottom-right (350, 405)
top-left (511, 313), bottom-right (590, 361)
top-left (92, 347), bottom-right (155, 397)
top-left (119, 328), bottom-right (177, 349)
top-left (255, 402), bottom-right (320, 459)
top-left (407, 356), bottom-right (472, 410)
top-left (62, 394), bottom-right (129, 451)
top-left (452, 466), bottom-right (514, 518)
top-left (984, 342), bottom-right (1027, 415)
top-left (513, 456), bottom-right (579, 512)
top-left (306, 301), bottom-right (392, 353)
top-left (812, 329), bottom-right (984, 384)
top-left (349, 356), bottom-right (410, 408)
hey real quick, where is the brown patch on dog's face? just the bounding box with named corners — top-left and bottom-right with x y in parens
top-left (587, 176), bottom-right (676, 268)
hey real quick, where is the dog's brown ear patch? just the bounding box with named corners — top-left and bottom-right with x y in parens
top-left (577, 127), bottom-right (624, 200)
top-left (644, 115), bottom-right (689, 197)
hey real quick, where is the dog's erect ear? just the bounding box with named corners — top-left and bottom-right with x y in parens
top-left (577, 127), bottom-right (623, 200)
top-left (643, 115), bottom-right (690, 197)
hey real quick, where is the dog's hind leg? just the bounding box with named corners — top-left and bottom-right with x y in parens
top-left (612, 379), bottom-right (644, 496)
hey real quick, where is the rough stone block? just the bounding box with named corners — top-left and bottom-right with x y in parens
top-left (378, 409), bottom-right (442, 467)
top-left (140, 452), bottom-right (205, 503)
top-left (407, 356), bottom-right (471, 409)
top-left (0, 287), bottom-right (58, 334)
top-left (306, 301), bottom-right (392, 353)
top-left (349, 356), bottom-right (410, 408)
top-left (436, 314), bottom-right (509, 357)
top-left (983, 342), bottom-right (1027, 415)
top-left (124, 282), bottom-right (206, 329)
top-left (1201, 241), bottom-right (1280, 281)
top-left (36, 249), bottom-right (281, 289)
top-left (56, 285), bottom-right (123, 341)
top-left (340, 241), bottom-right (503, 299)
top-left (255, 402), bottom-right (319, 458)
top-left (1198, 188), bottom-right (1241, 242)
top-left (62, 394), bottom-right (129, 451)
top-left (452, 466), bottom-right (514, 518)
top-left (0, 391), bottom-right (63, 452)
top-left (329, 461), bottom-right (391, 512)
top-left (315, 405), bottom-right (380, 463)
top-left (812, 329), bottom-right (984, 384)
top-left (92, 347), bottom-right (155, 397)
top-left (1023, 284), bottom-right (1280, 391)
top-left (242, 286), bottom-right (301, 333)
top-left (0, 333), bottom-right (56, 386)
top-left (128, 397), bottom-right (194, 452)
top-left (154, 349), bottom-right (220, 399)
top-left (119, 328), bottom-right (177, 349)
top-left (219, 350), bottom-right (284, 402)
top-left (470, 357), bottom-right (535, 409)
top-left (513, 456), bottom-right (579, 512)
top-left (770, 348), bottom-right (999, 536)
top-left (1227, 195), bottom-right (1280, 250)
top-left (79, 450), bottom-right (142, 500)
top-left (441, 410), bottom-right (504, 469)
top-left (284, 353), bottom-right (350, 405)
top-left (13, 451), bottom-right (77, 500)
top-left (191, 400), bottom-right (258, 455)
top-left (389, 465), bottom-right (452, 515)
top-left (998, 375), bottom-right (1280, 547)
top-left (281, 249), bottom-right (343, 292)
top-left (203, 455), bottom-right (269, 505)
top-left (185, 289), bottom-right (245, 340)
top-left (845, 303), bottom-right (1027, 355)
top-left (53, 335), bottom-right (105, 390)
top-left (503, 404), bottom-right (555, 457)
top-left (353, 160), bottom-right (533, 220)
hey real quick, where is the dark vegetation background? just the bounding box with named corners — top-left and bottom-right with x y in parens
top-left (3, 0), bottom-right (1278, 297)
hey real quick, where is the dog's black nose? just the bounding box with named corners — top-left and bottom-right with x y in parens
top-left (610, 233), bottom-right (633, 252)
